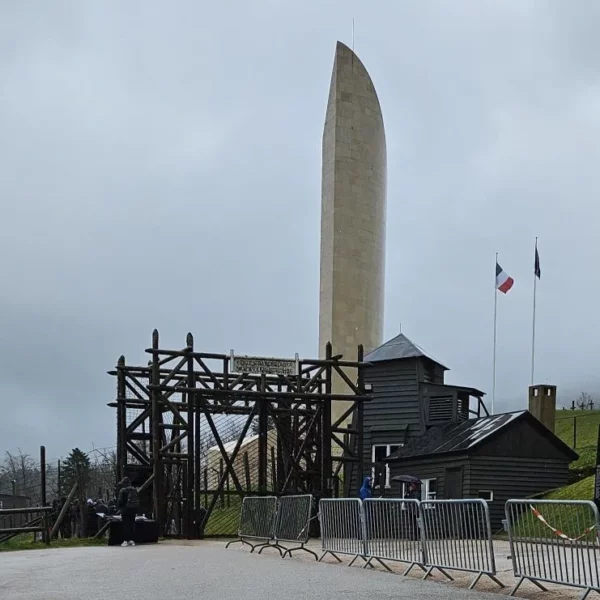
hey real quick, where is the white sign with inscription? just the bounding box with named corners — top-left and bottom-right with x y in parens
top-left (230, 352), bottom-right (299, 376)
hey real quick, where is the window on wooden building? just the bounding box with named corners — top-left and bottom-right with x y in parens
top-left (371, 444), bottom-right (402, 488)
top-left (478, 490), bottom-right (494, 501)
top-left (422, 478), bottom-right (437, 501)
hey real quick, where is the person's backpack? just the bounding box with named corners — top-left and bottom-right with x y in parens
top-left (126, 487), bottom-right (140, 510)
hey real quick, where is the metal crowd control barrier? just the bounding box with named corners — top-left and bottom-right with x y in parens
top-left (225, 496), bottom-right (278, 553)
top-left (319, 498), bottom-right (366, 566)
top-left (362, 498), bottom-right (426, 575)
top-left (506, 499), bottom-right (600, 599)
top-left (261, 494), bottom-right (317, 560)
top-left (420, 499), bottom-right (503, 590)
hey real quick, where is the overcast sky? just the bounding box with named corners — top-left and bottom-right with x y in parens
top-left (2, 1), bottom-right (600, 459)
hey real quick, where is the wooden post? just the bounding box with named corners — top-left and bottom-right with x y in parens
top-left (270, 446), bottom-right (276, 491)
top-left (194, 396), bottom-right (201, 520)
top-left (57, 460), bottom-right (61, 497)
top-left (203, 468), bottom-right (208, 508)
top-left (151, 329), bottom-right (163, 529)
top-left (322, 343), bottom-right (333, 498)
top-left (219, 459), bottom-right (224, 508)
top-left (40, 446), bottom-right (47, 508)
top-left (186, 333), bottom-right (195, 539)
top-left (116, 355), bottom-right (126, 482)
top-left (258, 375), bottom-right (268, 494)
top-left (50, 482), bottom-right (77, 539)
top-left (355, 344), bottom-right (365, 494)
top-left (243, 452), bottom-right (251, 491)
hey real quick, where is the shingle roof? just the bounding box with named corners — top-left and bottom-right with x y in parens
top-left (364, 333), bottom-right (448, 368)
top-left (386, 411), bottom-right (578, 461)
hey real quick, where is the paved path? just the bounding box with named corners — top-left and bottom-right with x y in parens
top-left (0, 543), bottom-right (506, 600)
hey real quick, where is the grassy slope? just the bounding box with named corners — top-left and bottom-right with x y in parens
top-left (546, 475), bottom-right (594, 500)
top-left (546, 410), bottom-right (599, 500)
top-left (555, 409), bottom-right (600, 471)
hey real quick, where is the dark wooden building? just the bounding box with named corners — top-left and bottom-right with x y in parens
top-left (361, 333), bottom-right (576, 530)
top-left (0, 493), bottom-right (30, 510)
top-left (363, 333), bottom-right (487, 477)
top-left (385, 411), bottom-right (577, 530)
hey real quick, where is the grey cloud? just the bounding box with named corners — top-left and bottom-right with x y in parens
top-left (1, 2), bottom-right (599, 457)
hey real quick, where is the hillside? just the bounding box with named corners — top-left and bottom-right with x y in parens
top-left (555, 409), bottom-right (600, 472)
top-left (548, 410), bottom-right (599, 500)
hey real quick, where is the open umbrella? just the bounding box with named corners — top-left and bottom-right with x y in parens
top-left (391, 474), bottom-right (421, 484)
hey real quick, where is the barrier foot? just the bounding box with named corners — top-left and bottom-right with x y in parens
top-left (404, 562), bottom-right (427, 577)
top-left (349, 554), bottom-right (368, 568)
top-left (468, 573), bottom-right (483, 590)
top-left (258, 542), bottom-right (283, 557)
top-left (578, 588), bottom-right (599, 600)
top-left (225, 538), bottom-right (253, 551)
top-left (509, 576), bottom-right (547, 597)
top-left (319, 551), bottom-right (342, 563)
top-left (282, 544), bottom-right (318, 561)
top-left (424, 567), bottom-right (453, 582)
top-left (374, 558), bottom-right (392, 573)
top-left (251, 541), bottom-right (272, 554)
top-left (486, 574), bottom-right (506, 589)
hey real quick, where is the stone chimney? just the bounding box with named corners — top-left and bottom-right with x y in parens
top-left (528, 385), bottom-right (557, 433)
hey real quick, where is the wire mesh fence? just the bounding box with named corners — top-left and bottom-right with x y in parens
top-left (506, 499), bottom-right (600, 597)
top-left (225, 495), bottom-right (278, 552)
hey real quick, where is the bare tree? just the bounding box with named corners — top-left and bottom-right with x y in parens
top-left (576, 392), bottom-right (593, 411)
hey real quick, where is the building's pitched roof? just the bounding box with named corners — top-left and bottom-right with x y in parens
top-left (364, 333), bottom-right (447, 368)
top-left (386, 411), bottom-right (578, 461)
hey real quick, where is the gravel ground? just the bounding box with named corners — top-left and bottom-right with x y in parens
top-left (1, 542), bottom-right (507, 600)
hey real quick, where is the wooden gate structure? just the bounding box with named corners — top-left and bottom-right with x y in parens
top-left (109, 330), bottom-right (371, 538)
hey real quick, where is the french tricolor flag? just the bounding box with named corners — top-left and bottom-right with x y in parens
top-left (496, 262), bottom-right (514, 294)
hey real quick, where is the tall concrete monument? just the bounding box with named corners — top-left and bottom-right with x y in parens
top-left (319, 42), bottom-right (387, 416)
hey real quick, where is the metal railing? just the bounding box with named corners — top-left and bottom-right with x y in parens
top-left (225, 496), bottom-right (278, 552)
top-left (266, 494), bottom-right (317, 560)
top-left (0, 507), bottom-right (53, 545)
top-left (363, 498), bottom-right (426, 575)
top-left (506, 499), bottom-right (600, 599)
top-left (420, 499), bottom-right (503, 590)
top-left (319, 498), bottom-right (366, 566)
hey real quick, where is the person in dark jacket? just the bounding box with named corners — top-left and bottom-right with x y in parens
top-left (404, 482), bottom-right (420, 500)
top-left (359, 476), bottom-right (372, 501)
top-left (117, 477), bottom-right (139, 547)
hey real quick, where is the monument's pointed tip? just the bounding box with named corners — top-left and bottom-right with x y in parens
top-left (335, 40), bottom-right (354, 55)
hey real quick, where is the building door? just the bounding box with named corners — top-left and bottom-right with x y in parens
top-left (444, 466), bottom-right (463, 499)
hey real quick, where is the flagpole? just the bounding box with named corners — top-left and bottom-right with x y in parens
top-left (531, 237), bottom-right (538, 386)
top-left (492, 252), bottom-right (498, 415)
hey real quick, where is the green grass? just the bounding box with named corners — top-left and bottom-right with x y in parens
top-left (0, 535), bottom-right (107, 552)
top-left (546, 475), bottom-right (594, 501)
top-left (509, 500), bottom-right (597, 542)
top-left (203, 497), bottom-right (242, 537)
top-left (555, 410), bottom-right (600, 472)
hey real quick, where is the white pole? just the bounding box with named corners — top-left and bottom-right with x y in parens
top-left (492, 252), bottom-right (498, 415)
top-left (531, 237), bottom-right (538, 386)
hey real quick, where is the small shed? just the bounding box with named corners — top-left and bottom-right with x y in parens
top-left (385, 411), bottom-right (578, 530)
top-left (0, 493), bottom-right (30, 510)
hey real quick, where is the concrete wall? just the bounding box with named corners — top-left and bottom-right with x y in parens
top-left (319, 41), bottom-right (387, 422)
